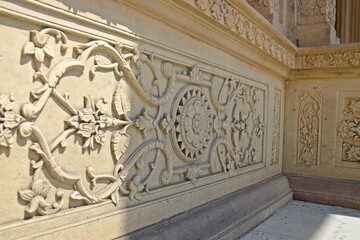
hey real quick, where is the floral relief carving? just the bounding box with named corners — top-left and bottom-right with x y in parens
top-left (191, 0), bottom-right (295, 68)
top-left (15, 28), bottom-right (177, 217)
top-left (337, 97), bottom-right (360, 163)
top-left (0, 93), bottom-right (24, 148)
top-left (271, 89), bottom-right (281, 165)
top-left (10, 27), bottom-right (267, 218)
top-left (171, 87), bottom-right (212, 162)
top-left (297, 91), bottom-right (323, 166)
top-left (297, 51), bottom-right (360, 69)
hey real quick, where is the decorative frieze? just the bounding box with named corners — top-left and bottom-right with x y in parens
top-left (190, 0), bottom-right (295, 68)
top-left (5, 28), bottom-right (266, 218)
top-left (297, 50), bottom-right (360, 69)
top-left (297, 91), bottom-right (323, 166)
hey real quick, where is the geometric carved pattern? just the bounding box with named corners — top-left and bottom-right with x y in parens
top-left (337, 97), bottom-right (360, 163)
top-left (297, 91), bottom-right (323, 166)
top-left (2, 27), bottom-right (266, 218)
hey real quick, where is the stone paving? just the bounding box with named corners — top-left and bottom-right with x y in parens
top-left (240, 200), bottom-right (360, 240)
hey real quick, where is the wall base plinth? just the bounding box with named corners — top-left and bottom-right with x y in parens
top-left (287, 174), bottom-right (360, 210)
top-left (119, 175), bottom-right (292, 240)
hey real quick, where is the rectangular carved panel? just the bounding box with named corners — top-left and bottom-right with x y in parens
top-left (0, 27), bottom-right (269, 220)
top-left (336, 93), bottom-right (360, 168)
top-left (297, 91), bottom-right (323, 166)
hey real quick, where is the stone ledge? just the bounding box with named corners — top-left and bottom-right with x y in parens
top-left (119, 175), bottom-right (292, 240)
top-left (287, 174), bottom-right (360, 210)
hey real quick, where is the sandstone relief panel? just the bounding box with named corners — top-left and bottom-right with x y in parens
top-left (297, 91), bottom-right (323, 166)
top-left (1, 27), bottom-right (268, 218)
top-left (336, 95), bottom-right (360, 168)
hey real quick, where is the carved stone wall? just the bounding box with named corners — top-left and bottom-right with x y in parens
top-left (284, 44), bottom-right (360, 182)
top-left (0, 0), bottom-right (286, 238)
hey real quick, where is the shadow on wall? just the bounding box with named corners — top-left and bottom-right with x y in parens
top-left (58, 0), bottom-right (129, 26)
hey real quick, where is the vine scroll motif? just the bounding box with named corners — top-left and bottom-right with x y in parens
top-left (337, 98), bottom-right (360, 163)
top-left (14, 28), bottom-right (175, 216)
top-left (297, 91), bottom-right (323, 166)
top-left (5, 27), bottom-right (265, 218)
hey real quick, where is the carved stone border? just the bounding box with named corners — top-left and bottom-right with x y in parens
top-left (188, 0), bottom-right (295, 68)
top-left (296, 46), bottom-right (360, 69)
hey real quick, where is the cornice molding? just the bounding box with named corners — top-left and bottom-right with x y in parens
top-left (183, 0), bottom-right (296, 68)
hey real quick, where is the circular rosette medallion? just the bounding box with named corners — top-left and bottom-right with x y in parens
top-left (171, 87), bottom-right (212, 162)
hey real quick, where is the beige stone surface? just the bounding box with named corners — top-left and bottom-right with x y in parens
top-left (284, 44), bottom-right (360, 181)
top-left (0, 0), bottom-right (289, 238)
top-left (0, 0), bottom-right (359, 239)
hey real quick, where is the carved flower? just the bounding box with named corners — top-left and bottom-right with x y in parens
top-left (0, 93), bottom-right (24, 148)
top-left (66, 97), bottom-right (117, 150)
top-left (337, 118), bottom-right (360, 141)
top-left (77, 122), bottom-right (96, 138)
top-left (344, 144), bottom-right (360, 162)
top-left (345, 99), bottom-right (360, 115)
top-left (173, 88), bottom-right (212, 160)
top-left (347, 52), bottom-right (360, 66)
top-left (19, 179), bottom-right (51, 214)
top-left (184, 100), bottom-right (212, 149)
top-left (23, 30), bottom-right (54, 63)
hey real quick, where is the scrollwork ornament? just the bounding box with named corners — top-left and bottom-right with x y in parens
top-left (15, 28), bottom-right (177, 217)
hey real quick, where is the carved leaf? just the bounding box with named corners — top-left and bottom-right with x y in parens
top-left (19, 189), bottom-right (35, 202)
top-left (111, 130), bottom-right (130, 161)
top-left (110, 190), bottom-right (120, 206)
top-left (23, 42), bottom-right (36, 55)
top-left (48, 59), bottom-right (84, 88)
top-left (113, 82), bottom-right (131, 117)
top-left (0, 129), bottom-right (14, 148)
top-left (135, 109), bottom-right (155, 136)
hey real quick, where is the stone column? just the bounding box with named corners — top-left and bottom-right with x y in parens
top-left (294, 0), bottom-right (339, 46)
